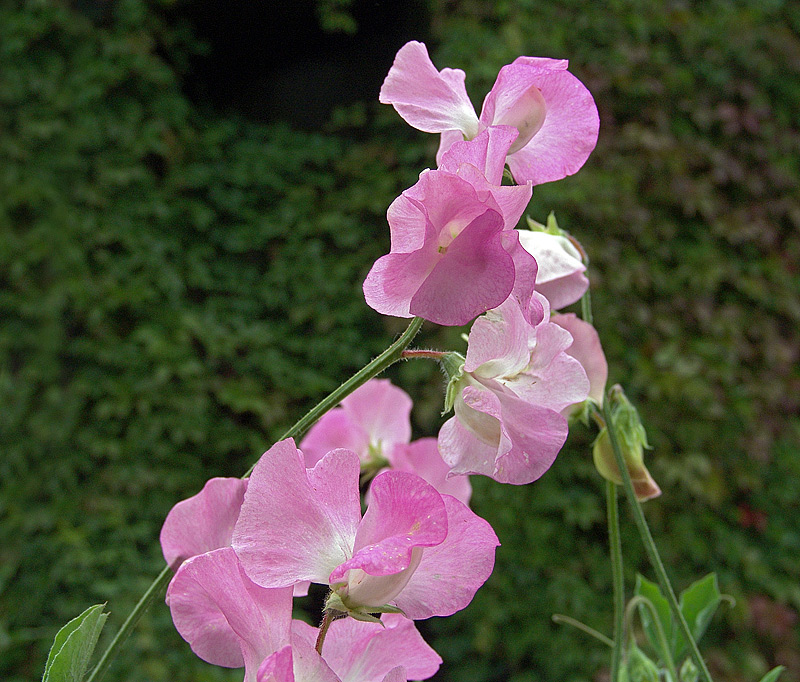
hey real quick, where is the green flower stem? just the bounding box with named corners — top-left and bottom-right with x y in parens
top-left (85, 564), bottom-right (172, 682)
top-left (245, 316), bottom-right (424, 477)
top-left (580, 287), bottom-right (594, 326)
top-left (625, 596), bottom-right (679, 682)
top-left (315, 610), bottom-right (341, 655)
top-left (87, 317), bottom-right (424, 682)
top-left (602, 401), bottom-right (714, 682)
top-left (607, 480), bottom-right (625, 682)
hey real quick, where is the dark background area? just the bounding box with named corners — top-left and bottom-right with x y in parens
top-left (1, 1), bottom-right (799, 681)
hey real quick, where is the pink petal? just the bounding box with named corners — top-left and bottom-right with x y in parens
top-left (256, 645), bottom-right (296, 682)
top-left (340, 379), bottom-right (412, 455)
top-left (438, 126), bottom-right (518, 186)
top-left (410, 209), bottom-right (514, 325)
top-left (363, 247), bottom-right (437, 319)
top-left (435, 129), bottom-right (466, 166)
top-left (166, 547), bottom-right (293, 681)
top-left (503, 65), bottom-right (599, 185)
top-left (381, 668), bottom-right (407, 682)
top-left (320, 615), bottom-right (441, 682)
top-left (517, 229), bottom-right (588, 310)
top-left (233, 441), bottom-right (361, 588)
top-left (552, 313), bottom-right (608, 406)
top-left (464, 297), bottom-right (531, 378)
top-left (394, 495), bottom-right (499, 619)
top-left (388, 438), bottom-right (472, 505)
top-left (299, 409), bottom-right (369, 467)
top-left (380, 41), bottom-right (479, 138)
top-left (501, 231), bottom-right (541, 323)
top-left (329, 472), bottom-right (447, 607)
top-left (160, 477), bottom-right (248, 568)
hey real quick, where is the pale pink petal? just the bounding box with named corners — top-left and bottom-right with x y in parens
top-left (509, 351), bottom-right (589, 413)
top-left (166, 547), bottom-right (293, 681)
top-left (386, 190), bottom-right (428, 254)
top-left (438, 413), bottom-right (500, 479)
top-left (388, 439), bottom-right (472, 505)
top-left (320, 615), bottom-right (441, 682)
top-left (329, 472), bottom-right (447, 607)
top-left (341, 379), bottom-right (412, 455)
top-left (453, 164), bottom-right (532, 228)
top-left (501, 231), bottom-right (541, 323)
top-left (394, 496), bottom-right (499, 619)
top-left (464, 297), bottom-right (531, 378)
top-left (233, 441), bottom-right (361, 587)
top-left (363, 246), bottom-right (437, 319)
top-left (380, 41), bottom-right (479, 138)
top-left (502, 66), bottom-right (599, 185)
top-left (516, 229), bottom-right (588, 309)
top-left (256, 645), bottom-right (296, 682)
top-left (410, 209), bottom-right (514, 325)
top-left (300, 409), bottom-right (369, 467)
top-left (160, 477), bottom-right (248, 568)
top-left (552, 313), bottom-right (608, 406)
top-left (381, 668), bottom-right (407, 682)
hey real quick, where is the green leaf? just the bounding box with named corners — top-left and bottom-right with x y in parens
top-left (677, 574), bottom-right (721, 659)
top-left (42, 604), bottom-right (108, 682)
top-left (757, 666), bottom-right (785, 682)
top-left (635, 574), bottom-right (674, 661)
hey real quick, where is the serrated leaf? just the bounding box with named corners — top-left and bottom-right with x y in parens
top-left (676, 573), bottom-right (721, 659)
top-left (635, 574), bottom-right (674, 661)
top-left (42, 604), bottom-right (108, 682)
top-left (757, 666), bottom-right (785, 682)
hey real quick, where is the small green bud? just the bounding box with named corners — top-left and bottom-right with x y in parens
top-left (680, 657), bottom-right (699, 682)
top-left (625, 644), bottom-right (660, 682)
top-left (593, 385), bottom-right (661, 501)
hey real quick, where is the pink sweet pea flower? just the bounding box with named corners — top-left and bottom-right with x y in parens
top-left (232, 439), bottom-right (498, 619)
top-left (380, 41), bottom-right (599, 185)
top-left (363, 129), bottom-right (536, 326)
top-left (438, 294), bottom-right (589, 484)
top-left (300, 379), bottom-right (471, 504)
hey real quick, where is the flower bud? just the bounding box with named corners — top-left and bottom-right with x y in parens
top-left (592, 385), bottom-right (661, 501)
top-left (622, 644), bottom-right (660, 682)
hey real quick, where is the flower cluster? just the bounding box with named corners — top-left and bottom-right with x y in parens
top-left (158, 41), bottom-right (659, 682)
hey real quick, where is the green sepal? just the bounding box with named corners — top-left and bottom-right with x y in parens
top-left (347, 611), bottom-right (383, 624)
top-left (441, 352), bottom-right (466, 415)
top-left (757, 666), bottom-right (785, 682)
top-left (624, 644), bottom-right (660, 682)
top-left (42, 603), bottom-right (108, 682)
top-left (680, 657), bottom-right (699, 682)
top-left (324, 591), bottom-right (406, 624)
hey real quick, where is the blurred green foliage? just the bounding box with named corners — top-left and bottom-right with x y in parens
top-left (1, 1), bottom-right (798, 682)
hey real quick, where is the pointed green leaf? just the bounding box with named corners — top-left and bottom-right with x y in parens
top-left (635, 575), bottom-right (674, 660)
top-left (42, 604), bottom-right (108, 682)
top-left (757, 666), bottom-right (785, 682)
top-left (676, 574), bottom-right (721, 659)
top-left (367, 604), bottom-right (406, 616)
top-left (348, 611), bottom-right (383, 624)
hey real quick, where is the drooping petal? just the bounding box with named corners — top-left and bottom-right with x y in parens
top-left (517, 229), bottom-right (588, 310)
top-left (393, 495), bottom-right (499, 619)
top-left (329, 471), bottom-right (447, 608)
top-left (166, 547), bottom-right (293, 681)
top-left (233, 441), bottom-right (361, 588)
top-left (316, 615), bottom-right (441, 682)
top-left (160, 477), bottom-right (248, 568)
top-left (380, 41), bottom-right (479, 138)
top-left (410, 209), bottom-right (514, 325)
top-left (388, 438), bottom-right (472, 505)
top-left (552, 313), bottom-right (608, 407)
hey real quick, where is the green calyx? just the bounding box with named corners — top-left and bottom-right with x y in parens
top-left (441, 352), bottom-right (466, 415)
top-left (324, 592), bottom-right (406, 624)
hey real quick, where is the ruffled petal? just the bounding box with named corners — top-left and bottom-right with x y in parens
top-left (388, 438), bottom-right (472, 505)
top-left (380, 41), bottom-right (479, 138)
top-left (166, 547), bottom-right (293, 681)
top-left (552, 313), bottom-right (608, 406)
top-left (233, 441), bottom-right (361, 587)
top-left (340, 379), bottom-right (412, 456)
top-left (300, 409), bottom-right (369, 467)
top-left (160, 477), bottom-right (248, 568)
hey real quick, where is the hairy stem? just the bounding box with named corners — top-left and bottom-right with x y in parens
top-left (602, 401), bottom-right (714, 682)
top-left (607, 480), bottom-right (625, 682)
top-left (87, 317), bottom-right (424, 682)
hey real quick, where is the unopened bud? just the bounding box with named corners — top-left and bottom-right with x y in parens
top-left (624, 645), bottom-right (660, 682)
top-left (441, 352), bottom-right (466, 414)
top-left (592, 385), bottom-right (661, 501)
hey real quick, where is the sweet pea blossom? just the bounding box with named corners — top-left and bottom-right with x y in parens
top-left (517, 216), bottom-right (589, 310)
top-left (300, 379), bottom-right (471, 504)
top-left (438, 294), bottom-right (589, 484)
top-left (380, 41), bottom-right (599, 185)
top-left (552, 313), bottom-right (608, 408)
top-left (232, 438), bottom-right (498, 619)
top-left (363, 128), bottom-right (537, 326)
